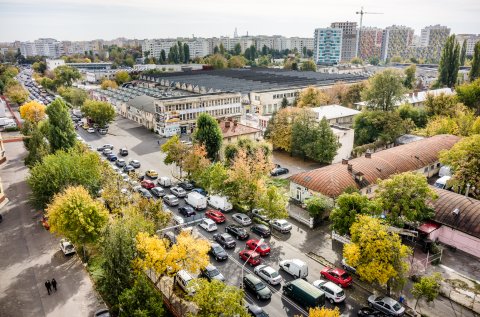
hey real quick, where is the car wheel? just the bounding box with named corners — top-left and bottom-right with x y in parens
top-left (369, 303), bottom-right (373, 308)
top-left (256, 294), bottom-right (260, 300)
top-left (215, 256), bottom-right (218, 261)
top-left (329, 298), bottom-right (334, 304)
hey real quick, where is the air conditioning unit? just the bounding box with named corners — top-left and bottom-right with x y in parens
top-left (452, 208), bottom-right (460, 216)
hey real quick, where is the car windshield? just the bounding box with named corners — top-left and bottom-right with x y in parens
top-left (260, 243), bottom-right (268, 249)
top-left (392, 303), bottom-right (402, 311)
top-left (210, 268), bottom-right (220, 276)
top-left (254, 282), bottom-right (266, 291)
top-left (224, 236), bottom-right (234, 242)
top-left (213, 246), bottom-right (223, 253)
top-left (237, 227), bottom-right (246, 234)
top-left (340, 273), bottom-right (350, 280)
top-left (270, 271), bottom-right (279, 278)
top-left (65, 245), bottom-right (74, 251)
top-left (337, 290), bottom-right (345, 297)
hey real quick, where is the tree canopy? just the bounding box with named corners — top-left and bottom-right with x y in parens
top-left (411, 273), bottom-right (442, 310)
top-left (57, 87), bottom-right (88, 108)
top-left (437, 35), bottom-right (460, 88)
top-left (362, 69), bottom-right (406, 111)
top-left (81, 99), bottom-right (116, 127)
top-left (193, 113), bottom-right (223, 161)
top-left (456, 79), bottom-right (480, 114)
top-left (101, 79), bottom-right (118, 90)
top-left (470, 42), bottom-right (480, 81)
top-left (19, 100), bottom-right (46, 124)
top-left (297, 86), bottom-right (329, 107)
top-left (115, 71), bottom-right (131, 85)
top-left (45, 98), bottom-right (77, 152)
top-left (53, 65), bottom-right (81, 87)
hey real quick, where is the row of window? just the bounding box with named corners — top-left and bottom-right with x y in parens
top-left (158, 97), bottom-right (240, 112)
top-left (178, 106), bottom-right (241, 121)
top-left (272, 92), bottom-right (299, 100)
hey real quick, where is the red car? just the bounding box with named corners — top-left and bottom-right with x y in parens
top-left (239, 249), bottom-right (261, 266)
top-left (320, 267), bottom-right (353, 288)
top-left (205, 209), bottom-right (226, 224)
top-left (141, 180), bottom-right (155, 189)
top-left (245, 239), bottom-right (271, 256)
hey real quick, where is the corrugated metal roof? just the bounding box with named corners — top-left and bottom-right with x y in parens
top-left (431, 187), bottom-right (480, 239)
top-left (289, 134), bottom-right (461, 197)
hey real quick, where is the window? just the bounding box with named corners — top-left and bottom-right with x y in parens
top-left (366, 188), bottom-right (372, 194)
top-left (436, 163), bottom-right (441, 168)
top-left (430, 165), bottom-right (435, 170)
top-left (424, 167), bottom-right (429, 173)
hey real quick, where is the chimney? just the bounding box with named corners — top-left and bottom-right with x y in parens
top-left (347, 164), bottom-right (353, 171)
top-left (365, 152), bottom-right (371, 159)
top-left (228, 117), bottom-right (233, 122)
top-left (342, 159), bottom-right (349, 165)
top-left (225, 121), bottom-right (231, 128)
top-left (233, 120), bottom-right (238, 126)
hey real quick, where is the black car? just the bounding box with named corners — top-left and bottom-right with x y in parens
top-left (177, 181), bottom-right (194, 191)
top-left (200, 264), bottom-right (225, 282)
top-left (270, 167), bottom-right (289, 176)
top-left (243, 274), bottom-right (272, 300)
top-left (209, 243), bottom-right (228, 261)
top-left (251, 224), bottom-right (271, 238)
top-left (225, 225), bottom-right (249, 240)
top-left (249, 208), bottom-right (269, 222)
top-left (213, 233), bottom-right (236, 249)
top-left (248, 304), bottom-right (269, 317)
top-left (357, 307), bottom-right (387, 317)
top-left (119, 148), bottom-right (128, 156)
top-left (191, 188), bottom-right (208, 196)
top-left (179, 206), bottom-right (196, 217)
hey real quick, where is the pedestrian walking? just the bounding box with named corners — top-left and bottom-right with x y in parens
top-left (51, 278), bottom-right (57, 292)
top-left (45, 280), bottom-right (51, 295)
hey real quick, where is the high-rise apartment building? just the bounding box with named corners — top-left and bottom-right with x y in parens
top-left (330, 22), bottom-right (357, 62)
top-left (380, 25), bottom-right (414, 61)
top-left (417, 25), bottom-right (450, 62)
top-left (456, 34), bottom-right (480, 56)
top-left (358, 27), bottom-right (383, 60)
top-left (313, 28), bottom-right (342, 65)
top-left (20, 38), bottom-right (62, 58)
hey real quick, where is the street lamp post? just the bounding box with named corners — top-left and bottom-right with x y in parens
top-left (240, 238), bottom-right (264, 289)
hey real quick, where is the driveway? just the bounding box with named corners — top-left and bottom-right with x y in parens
top-left (0, 142), bottom-right (104, 317)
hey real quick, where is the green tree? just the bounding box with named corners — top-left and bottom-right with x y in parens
top-left (460, 40), bottom-right (467, 66)
top-left (329, 192), bottom-right (380, 235)
top-left (397, 104), bottom-right (428, 128)
top-left (118, 274), bottom-right (164, 317)
top-left (437, 35), bottom-right (460, 88)
top-left (412, 273), bottom-right (443, 310)
top-left (362, 69), bottom-right (406, 111)
top-left (257, 185), bottom-right (289, 221)
top-left (160, 49), bottom-right (167, 64)
top-left (291, 109), bottom-right (317, 159)
top-left (115, 70), bottom-right (131, 85)
top-left (32, 61), bottom-right (47, 74)
top-left (424, 92), bottom-right (459, 116)
top-left (297, 86), bottom-right (329, 107)
top-left (224, 138), bottom-right (271, 164)
top-left (456, 79), bottom-right (480, 114)
top-left (25, 124), bottom-right (50, 167)
top-left (281, 97), bottom-right (289, 108)
top-left (46, 185), bottom-right (108, 252)
top-left (374, 172), bottom-right (437, 227)
top-left (304, 117), bottom-right (340, 164)
top-left (234, 43), bottom-right (242, 55)
top-left (206, 54), bottom-right (228, 69)
top-left (5, 83), bottom-right (29, 104)
top-left (196, 162), bottom-right (229, 195)
top-left (342, 82), bottom-right (366, 107)
top-left (469, 42), bottom-right (480, 81)
top-left (190, 279), bottom-right (248, 317)
top-left (27, 147), bottom-right (104, 208)
top-left (193, 113), bottom-right (223, 161)
top-left (219, 43), bottom-right (226, 56)
top-left (81, 99), bottom-right (116, 127)
top-left (160, 134), bottom-right (189, 177)
top-left (53, 65), bottom-right (81, 87)
top-left (343, 215), bottom-right (411, 294)
top-left (305, 195), bottom-right (333, 220)
top-left (301, 60), bottom-right (317, 71)
top-left (228, 55), bottom-right (247, 68)
top-left (213, 45), bottom-right (219, 55)
top-left (403, 64), bottom-right (416, 89)
top-left (440, 134), bottom-right (480, 198)
top-left (350, 57), bottom-right (363, 65)
top-left (183, 43), bottom-right (190, 63)
top-left (178, 41), bottom-right (184, 64)
top-left (45, 98), bottom-right (77, 152)
top-left (57, 87), bottom-right (89, 108)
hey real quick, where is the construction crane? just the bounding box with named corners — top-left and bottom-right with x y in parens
top-left (355, 7), bottom-right (384, 58)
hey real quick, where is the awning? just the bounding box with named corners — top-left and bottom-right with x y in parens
top-left (417, 221), bottom-right (441, 234)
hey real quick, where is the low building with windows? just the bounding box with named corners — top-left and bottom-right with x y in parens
top-left (310, 104), bottom-right (361, 128)
top-left (288, 134), bottom-right (460, 202)
top-left (119, 95), bottom-right (156, 130)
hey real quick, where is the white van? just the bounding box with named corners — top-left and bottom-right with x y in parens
top-left (207, 195), bottom-right (233, 212)
top-left (199, 218), bottom-right (217, 232)
top-left (185, 192), bottom-right (207, 210)
top-left (434, 176), bottom-right (451, 189)
top-left (176, 270), bottom-right (197, 295)
top-left (279, 259), bottom-right (308, 278)
top-left (439, 165), bottom-right (452, 178)
top-left (157, 177), bottom-right (172, 187)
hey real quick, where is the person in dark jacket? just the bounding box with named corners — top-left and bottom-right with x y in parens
top-left (51, 278), bottom-right (57, 291)
top-left (45, 280), bottom-right (52, 295)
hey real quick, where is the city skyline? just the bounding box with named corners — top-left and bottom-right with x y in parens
top-left (1, 0), bottom-right (479, 42)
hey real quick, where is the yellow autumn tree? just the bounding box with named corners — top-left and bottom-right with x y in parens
top-left (268, 107), bottom-right (301, 152)
top-left (343, 215), bottom-right (411, 293)
top-left (297, 86), bottom-right (329, 108)
top-left (183, 144), bottom-right (211, 181)
top-left (101, 79), bottom-right (118, 90)
top-left (308, 307), bottom-right (340, 317)
top-left (19, 100), bottom-right (47, 124)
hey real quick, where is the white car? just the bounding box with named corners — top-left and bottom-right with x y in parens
top-left (232, 213), bottom-right (252, 226)
top-left (60, 239), bottom-right (75, 256)
top-left (271, 219), bottom-right (292, 233)
top-left (87, 127), bottom-right (95, 133)
top-left (312, 279), bottom-right (345, 304)
top-left (254, 265), bottom-right (283, 285)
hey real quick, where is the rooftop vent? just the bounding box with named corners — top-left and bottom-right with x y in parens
top-left (342, 159), bottom-right (348, 165)
top-left (452, 208), bottom-right (460, 216)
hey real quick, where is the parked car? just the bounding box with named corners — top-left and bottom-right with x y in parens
top-left (270, 167), bottom-right (289, 176)
top-left (320, 267), bottom-right (352, 288)
top-left (98, 128), bottom-right (108, 135)
top-left (225, 225), bottom-right (250, 240)
top-left (200, 264), bottom-right (225, 282)
top-left (282, 278), bottom-right (325, 309)
top-left (162, 231), bottom-right (176, 247)
top-left (170, 186), bottom-right (187, 198)
top-left (279, 259), bottom-right (308, 278)
top-left (312, 279), bottom-right (346, 304)
top-left (341, 258), bottom-right (357, 274)
top-left (271, 219), bottom-right (292, 233)
top-left (137, 187), bottom-right (152, 199)
top-left (123, 165), bottom-right (135, 173)
top-left (250, 224), bottom-right (271, 238)
top-left (205, 209), bottom-right (226, 223)
top-left (151, 186), bottom-right (166, 197)
top-left (107, 154), bottom-right (118, 162)
top-left (357, 307), bottom-right (387, 316)
top-left (239, 249), bottom-right (261, 266)
top-left (176, 270), bottom-right (198, 296)
top-left (249, 208), bottom-right (269, 222)
top-left (367, 295), bottom-right (405, 316)
top-left (163, 194), bottom-right (179, 206)
top-left (118, 148), bottom-right (128, 156)
top-left (145, 170), bottom-right (158, 179)
top-left (210, 243), bottom-right (228, 261)
top-left (243, 273), bottom-right (272, 300)
top-left (93, 308), bottom-right (111, 317)
top-left (87, 127), bottom-right (95, 133)
top-left (207, 195), bottom-right (233, 212)
top-left (115, 159), bottom-right (126, 167)
top-left (232, 213), bottom-right (252, 226)
top-left (192, 188), bottom-right (208, 196)
top-left (213, 233), bottom-right (236, 249)
top-left (179, 206), bottom-right (196, 217)
top-left (98, 144), bottom-right (113, 151)
top-left (129, 159), bottom-right (141, 168)
top-left (254, 265), bottom-right (282, 285)
top-left (157, 177), bottom-right (172, 187)
top-left (141, 180), bottom-right (155, 189)
top-left (199, 218), bottom-right (217, 232)
top-left (178, 181), bottom-right (194, 191)
top-left (102, 148), bottom-right (113, 156)
top-left (185, 192), bottom-right (207, 210)
top-left (247, 305), bottom-right (269, 317)
top-left (60, 239), bottom-right (75, 255)
top-left (246, 239), bottom-right (271, 256)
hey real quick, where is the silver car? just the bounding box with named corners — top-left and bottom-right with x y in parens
top-left (367, 295), bottom-right (405, 316)
top-left (170, 186), bottom-right (187, 198)
top-left (271, 219), bottom-right (292, 233)
top-left (232, 213), bottom-right (252, 226)
top-left (254, 265), bottom-right (282, 285)
top-left (163, 194), bottom-right (179, 206)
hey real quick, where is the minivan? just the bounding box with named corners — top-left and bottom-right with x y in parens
top-left (176, 270), bottom-right (197, 295)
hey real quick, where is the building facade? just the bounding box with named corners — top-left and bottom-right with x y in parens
top-left (314, 28), bottom-right (343, 65)
top-left (380, 25), bottom-right (415, 61)
top-left (331, 22), bottom-right (357, 62)
top-left (20, 38), bottom-right (62, 58)
top-left (456, 34), bottom-right (480, 56)
top-left (310, 104), bottom-right (361, 128)
top-left (358, 27), bottom-right (383, 60)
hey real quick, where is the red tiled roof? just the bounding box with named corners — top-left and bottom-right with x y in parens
top-left (289, 134), bottom-right (461, 197)
top-left (220, 121), bottom-right (261, 139)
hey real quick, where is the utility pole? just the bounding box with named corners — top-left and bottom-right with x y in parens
top-left (355, 7), bottom-right (384, 58)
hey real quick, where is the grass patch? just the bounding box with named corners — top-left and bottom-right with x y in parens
top-left (86, 253), bottom-right (105, 284)
top-left (268, 178), bottom-right (290, 189)
top-left (446, 278), bottom-right (480, 295)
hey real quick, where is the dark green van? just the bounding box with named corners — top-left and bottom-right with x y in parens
top-left (282, 278), bottom-right (325, 309)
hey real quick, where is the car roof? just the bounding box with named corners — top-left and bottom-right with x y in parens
top-left (244, 273), bottom-right (261, 283)
top-left (203, 218), bottom-right (215, 224)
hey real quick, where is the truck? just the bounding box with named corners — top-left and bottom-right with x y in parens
top-left (283, 278), bottom-right (325, 310)
top-left (207, 195), bottom-right (233, 212)
top-left (185, 192), bottom-right (207, 210)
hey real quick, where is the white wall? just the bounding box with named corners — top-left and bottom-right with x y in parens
top-left (436, 226), bottom-right (480, 259)
top-left (332, 127), bottom-right (354, 164)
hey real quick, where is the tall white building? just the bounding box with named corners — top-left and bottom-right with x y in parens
top-left (142, 39), bottom-right (209, 60)
top-left (456, 34), bottom-right (480, 56)
top-left (380, 25), bottom-right (414, 61)
top-left (420, 25), bottom-right (450, 47)
top-left (20, 38), bottom-right (62, 58)
top-left (331, 21), bottom-right (357, 62)
top-left (313, 28), bottom-right (342, 65)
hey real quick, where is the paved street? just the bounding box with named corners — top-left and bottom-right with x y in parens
top-left (77, 117), bottom-right (371, 316)
top-left (0, 142), bottom-right (104, 317)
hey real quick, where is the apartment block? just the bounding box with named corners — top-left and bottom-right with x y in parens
top-left (20, 38), bottom-right (62, 58)
top-left (456, 34), bottom-right (480, 56)
top-left (358, 27), bottom-right (383, 60)
top-left (331, 21), bottom-right (357, 62)
top-left (314, 28), bottom-right (342, 65)
top-left (380, 25), bottom-right (414, 61)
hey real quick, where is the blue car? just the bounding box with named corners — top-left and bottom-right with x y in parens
top-left (192, 188), bottom-right (208, 196)
top-left (107, 154), bottom-right (118, 162)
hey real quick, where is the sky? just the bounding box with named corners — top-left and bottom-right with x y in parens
top-left (1, 0), bottom-right (479, 42)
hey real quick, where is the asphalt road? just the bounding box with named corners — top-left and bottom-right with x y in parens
top-left (76, 117), bottom-right (371, 316)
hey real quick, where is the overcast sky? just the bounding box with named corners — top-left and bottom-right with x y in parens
top-left (1, 0), bottom-right (479, 42)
